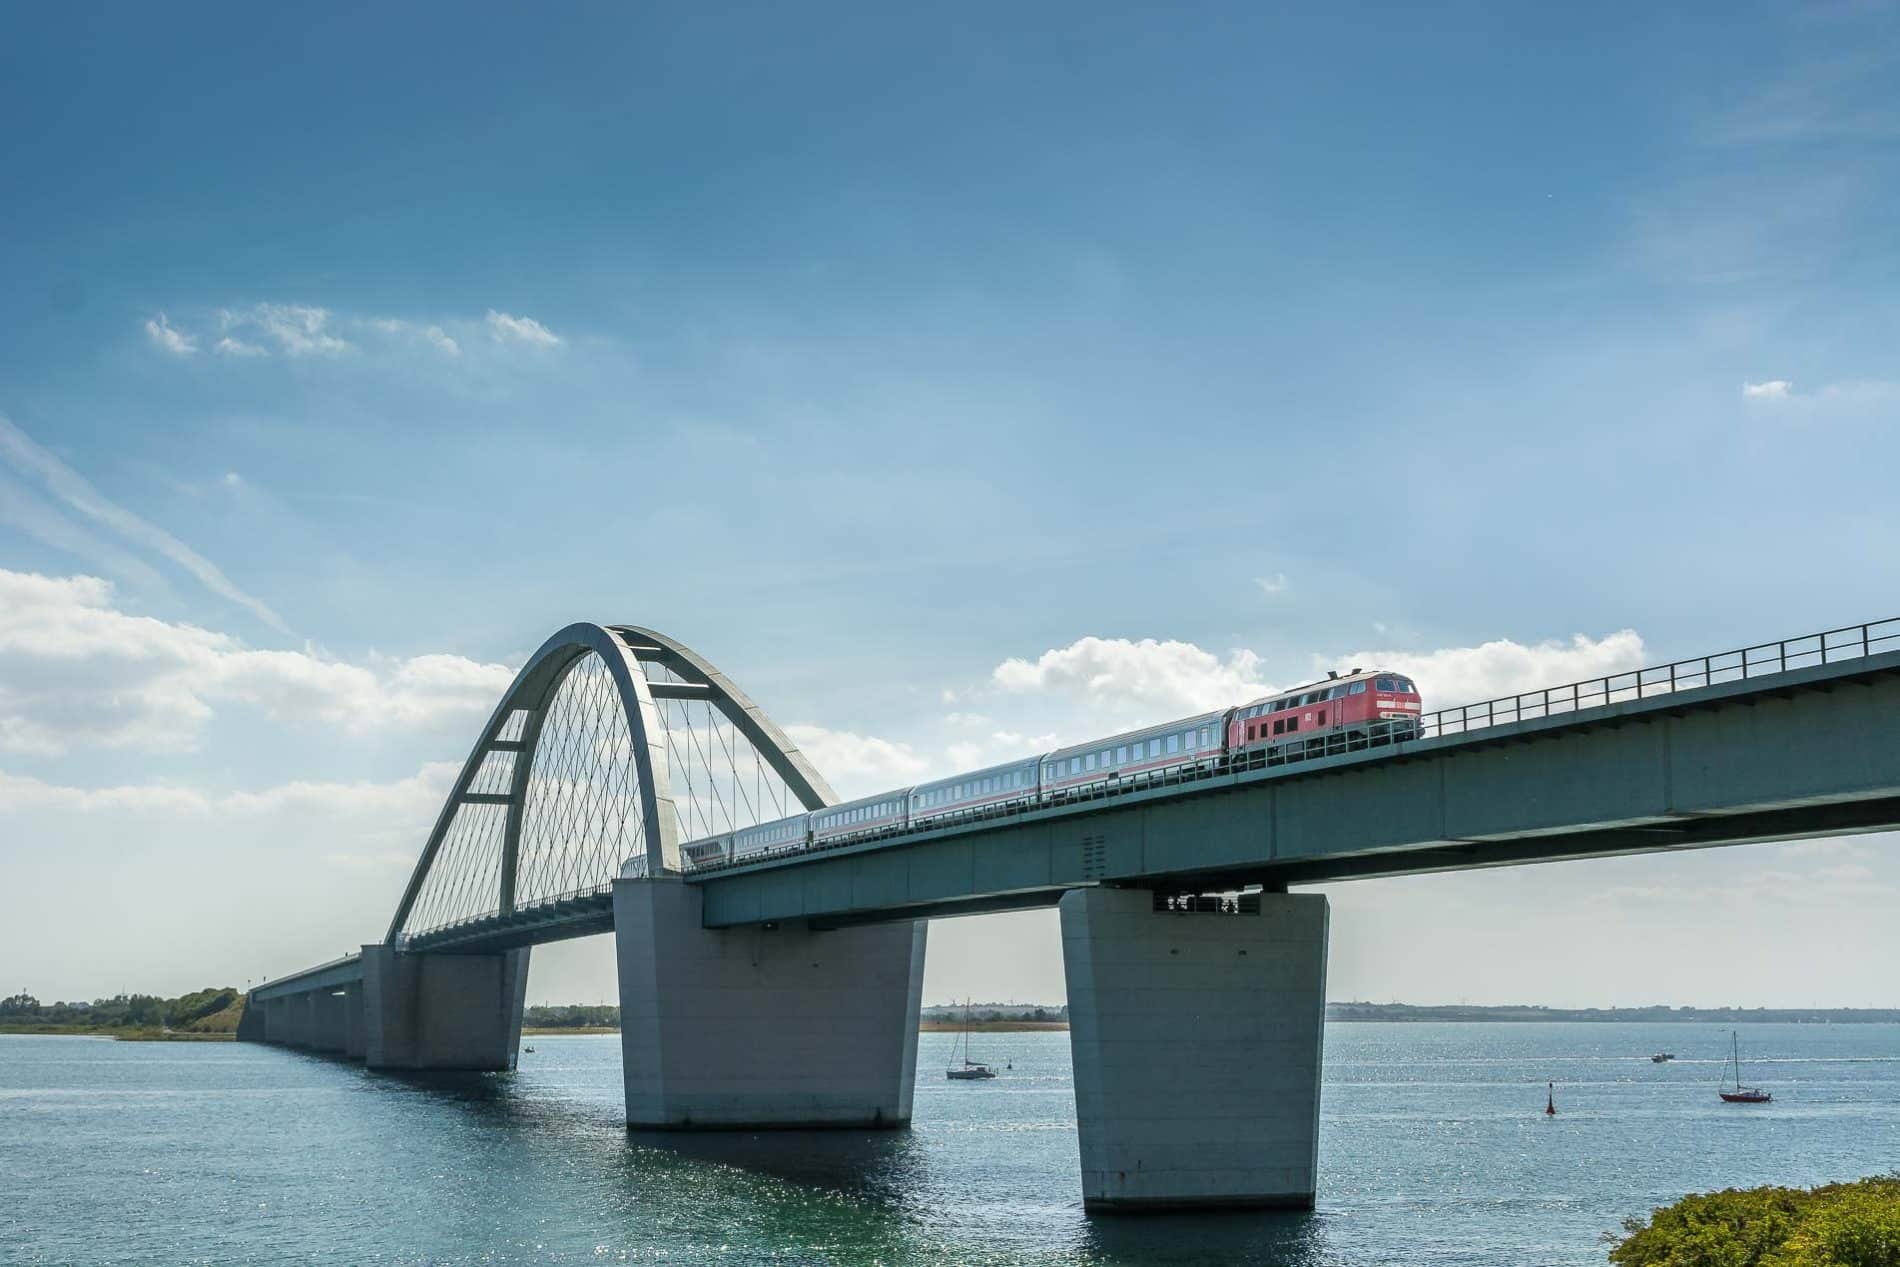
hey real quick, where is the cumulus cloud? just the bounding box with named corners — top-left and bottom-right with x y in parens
top-left (143, 313), bottom-right (197, 356)
top-left (1740, 378), bottom-right (1900, 412)
top-left (0, 569), bottom-right (515, 755)
top-left (486, 309), bottom-right (561, 346)
top-left (1320, 630), bottom-right (1648, 709)
top-left (991, 628), bottom-right (1649, 718)
top-left (994, 636), bottom-right (1270, 715)
top-left (783, 723), bottom-right (928, 794)
top-left (219, 303), bottom-right (350, 357)
top-left (213, 336), bottom-right (266, 358)
top-left (0, 414), bottom-right (287, 632)
top-left (1256, 573), bottom-right (1289, 596)
top-left (367, 317), bottom-right (461, 357)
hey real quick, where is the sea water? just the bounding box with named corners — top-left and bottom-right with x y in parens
top-left (3, 1022), bottom-right (1896, 1265)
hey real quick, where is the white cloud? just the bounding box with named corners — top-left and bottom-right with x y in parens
top-left (143, 313), bottom-right (197, 356)
top-left (366, 317), bottom-right (461, 357)
top-left (486, 309), bottom-right (561, 346)
top-left (991, 628), bottom-right (1649, 718)
top-left (784, 723), bottom-right (928, 795)
top-left (0, 414), bottom-right (287, 632)
top-left (1742, 379), bottom-right (1792, 400)
top-left (216, 303), bottom-right (350, 357)
top-left (1256, 572), bottom-right (1289, 596)
top-left (213, 335), bottom-right (266, 357)
top-left (994, 636), bottom-right (1269, 715)
top-left (1321, 630), bottom-right (1648, 709)
top-left (0, 569), bottom-right (515, 755)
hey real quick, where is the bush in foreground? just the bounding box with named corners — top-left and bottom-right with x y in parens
top-left (1611, 1176), bottom-right (1900, 1267)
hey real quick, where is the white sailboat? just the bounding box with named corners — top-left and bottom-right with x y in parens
top-left (945, 999), bottom-right (997, 1080)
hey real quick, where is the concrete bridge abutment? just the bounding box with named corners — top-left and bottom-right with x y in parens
top-left (1060, 887), bottom-right (1329, 1212)
top-left (360, 943), bottom-right (531, 1072)
top-left (613, 877), bottom-right (927, 1128)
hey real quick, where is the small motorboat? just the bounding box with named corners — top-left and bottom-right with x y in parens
top-left (524, 1045), bottom-right (535, 1054)
top-left (1651, 1052), bottom-right (1676, 1063)
top-left (1718, 1031), bottom-right (1771, 1104)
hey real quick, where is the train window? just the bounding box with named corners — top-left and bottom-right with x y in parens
top-left (1377, 676), bottom-right (1396, 692)
top-left (1350, 682), bottom-right (1367, 694)
top-left (1317, 711), bottom-right (1326, 726)
top-left (1085, 753), bottom-right (1096, 771)
top-left (1204, 726), bottom-right (1216, 745)
top-left (1070, 757), bottom-right (1082, 774)
top-left (1272, 719), bottom-right (1284, 735)
top-left (1399, 677), bottom-right (1417, 693)
top-left (1167, 734), bottom-right (1179, 753)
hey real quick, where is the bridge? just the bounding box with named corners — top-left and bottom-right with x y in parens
top-left (241, 617), bottom-right (1900, 1211)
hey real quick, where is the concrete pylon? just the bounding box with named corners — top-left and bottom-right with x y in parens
top-left (613, 877), bottom-right (926, 1127)
top-left (360, 943), bottom-right (530, 1071)
top-left (1060, 887), bottom-right (1329, 1211)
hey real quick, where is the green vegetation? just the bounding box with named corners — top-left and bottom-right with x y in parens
top-left (522, 1004), bottom-right (618, 1030)
top-left (0, 988), bottom-right (245, 1039)
top-left (1611, 1176), bottom-right (1900, 1267)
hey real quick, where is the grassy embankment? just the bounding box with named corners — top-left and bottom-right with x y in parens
top-left (0, 987), bottom-right (245, 1041)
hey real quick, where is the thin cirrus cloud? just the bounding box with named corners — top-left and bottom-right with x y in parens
top-left (140, 304), bottom-right (559, 360)
top-left (0, 414), bottom-right (288, 633)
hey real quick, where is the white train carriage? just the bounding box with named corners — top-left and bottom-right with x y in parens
top-left (910, 756), bottom-right (1041, 824)
top-left (682, 835), bottom-right (734, 869)
top-left (810, 789), bottom-right (910, 846)
top-left (728, 812), bottom-right (812, 862)
top-left (1040, 709), bottom-right (1228, 798)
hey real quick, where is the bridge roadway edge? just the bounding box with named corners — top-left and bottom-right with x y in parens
top-left (691, 650), bottom-right (1900, 929)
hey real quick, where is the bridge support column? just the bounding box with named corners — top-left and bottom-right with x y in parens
top-left (261, 995), bottom-right (288, 1044)
top-left (343, 982), bottom-right (366, 1060)
top-left (1060, 887), bottom-right (1329, 1212)
top-left (288, 992), bottom-right (316, 1049)
top-left (311, 989), bottom-right (349, 1054)
top-left (236, 993), bottom-right (266, 1043)
top-left (360, 943), bottom-right (530, 1072)
top-left (613, 877), bottom-right (926, 1128)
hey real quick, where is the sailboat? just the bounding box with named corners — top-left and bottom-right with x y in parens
top-left (1718, 1030), bottom-right (1771, 1104)
top-left (945, 999), bottom-right (997, 1081)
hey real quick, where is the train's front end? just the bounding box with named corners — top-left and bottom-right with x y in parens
top-left (1368, 672), bottom-right (1424, 740)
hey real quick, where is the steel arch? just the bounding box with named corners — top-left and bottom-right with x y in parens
top-left (385, 623), bottom-right (832, 944)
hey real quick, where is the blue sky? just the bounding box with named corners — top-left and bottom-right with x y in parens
top-left (3, 3), bottom-right (1899, 1007)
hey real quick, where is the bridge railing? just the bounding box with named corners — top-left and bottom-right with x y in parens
top-left (1422, 617), bottom-right (1900, 738)
top-left (681, 615), bottom-right (1900, 877)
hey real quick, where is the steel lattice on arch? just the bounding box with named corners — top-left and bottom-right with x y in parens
top-left (388, 624), bottom-right (834, 947)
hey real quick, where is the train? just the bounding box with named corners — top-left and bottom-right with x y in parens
top-left (680, 668), bottom-right (1424, 870)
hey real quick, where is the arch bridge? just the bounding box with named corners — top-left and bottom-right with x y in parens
top-left (241, 616), bottom-right (1900, 1212)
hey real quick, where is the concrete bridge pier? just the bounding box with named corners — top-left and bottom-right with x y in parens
top-left (360, 943), bottom-right (530, 1071)
top-left (342, 982), bottom-right (367, 1060)
top-left (312, 989), bottom-right (350, 1054)
top-left (1060, 887), bottom-right (1329, 1212)
top-left (613, 876), bottom-right (926, 1128)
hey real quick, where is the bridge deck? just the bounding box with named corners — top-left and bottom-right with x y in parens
top-left (385, 647), bottom-right (1900, 953)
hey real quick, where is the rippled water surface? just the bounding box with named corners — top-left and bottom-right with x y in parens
top-left (4, 1023), bottom-right (1897, 1265)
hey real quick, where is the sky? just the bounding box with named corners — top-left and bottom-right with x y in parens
top-left (3, 2), bottom-right (1899, 1010)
